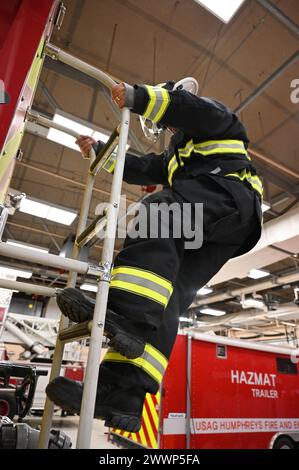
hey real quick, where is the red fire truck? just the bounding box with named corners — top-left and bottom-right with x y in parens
top-left (110, 333), bottom-right (299, 449)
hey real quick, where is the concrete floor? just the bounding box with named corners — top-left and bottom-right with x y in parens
top-left (24, 412), bottom-right (117, 449)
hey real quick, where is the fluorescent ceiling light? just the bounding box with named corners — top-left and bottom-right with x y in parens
top-left (0, 266), bottom-right (32, 279)
top-left (241, 297), bottom-right (265, 310)
top-left (47, 113), bottom-right (110, 151)
top-left (47, 112), bottom-right (130, 153)
top-left (197, 286), bottom-right (213, 295)
top-left (80, 283), bottom-right (98, 293)
top-left (200, 307), bottom-right (226, 316)
top-left (7, 239), bottom-right (49, 253)
top-left (248, 268), bottom-right (270, 279)
top-left (179, 316), bottom-right (193, 322)
top-left (19, 196), bottom-right (77, 226)
top-left (262, 201), bottom-right (271, 213)
top-left (194, 0), bottom-right (245, 23)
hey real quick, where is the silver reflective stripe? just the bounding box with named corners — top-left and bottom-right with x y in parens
top-left (143, 350), bottom-right (166, 376)
top-left (195, 142), bottom-right (245, 152)
top-left (178, 140), bottom-right (193, 157)
top-left (144, 86), bottom-right (170, 123)
top-left (111, 272), bottom-right (172, 300)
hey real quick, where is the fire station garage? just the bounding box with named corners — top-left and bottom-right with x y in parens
top-left (0, 0), bottom-right (298, 452)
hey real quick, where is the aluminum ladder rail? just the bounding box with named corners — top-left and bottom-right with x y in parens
top-left (33, 42), bottom-right (130, 449)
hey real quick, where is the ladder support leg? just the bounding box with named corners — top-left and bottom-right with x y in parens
top-left (38, 147), bottom-right (97, 448)
top-left (76, 107), bottom-right (130, 449)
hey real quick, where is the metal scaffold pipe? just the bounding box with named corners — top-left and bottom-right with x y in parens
top-left (0, 242), bottom-right (89, 275)
top-left (0, 278), bottom-right (57, 297)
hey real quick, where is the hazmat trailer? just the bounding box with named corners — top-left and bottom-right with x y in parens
top-left (110, 333), bottom-right (299, 449)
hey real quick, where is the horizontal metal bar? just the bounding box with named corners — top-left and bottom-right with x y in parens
top-left (45, 42), bottom-right (117, 90)
top-left (0, 278), bottom-right (57, 297)
top-left (26, 109), bottom-right (80, 139)
top-left (89, 127), bottom-right (120, 175)
top-left (0, 242), bottom-right (89, 275)
top-left (76, 214), bottom-right (106, 247)
top-left (59, 320), bottom-right (92, 342)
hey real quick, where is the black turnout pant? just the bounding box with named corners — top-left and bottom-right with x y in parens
top-left (101, 174), bottom-right (262, 394)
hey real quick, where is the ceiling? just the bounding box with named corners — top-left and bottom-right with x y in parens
top-left (1, 0), bottom-right (299, 343)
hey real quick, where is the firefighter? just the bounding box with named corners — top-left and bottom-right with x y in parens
top-left (46, 78), bottom-right (263, 432)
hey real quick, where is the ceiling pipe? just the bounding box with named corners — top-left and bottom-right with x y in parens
top-left (234, 50), bottom-right (299, 114)
top-left (255, 0), bottom-right (299, 37)
top-left (248, 148), bottom-right (299, 182)
top-left (194, 270), bottom-right (299, 306)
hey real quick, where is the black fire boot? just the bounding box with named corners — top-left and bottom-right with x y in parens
top-left (46, 376), bottom-right (145, 433)
top-left (56, 288), bottom-right (145, 359)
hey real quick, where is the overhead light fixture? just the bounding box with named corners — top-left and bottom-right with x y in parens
top-left (262, 201), bottom-right (271, 213)
top-left (248, 268), bottom-right (270, 279)
top-left (194, 0), bottom-right (246, 23)
top-left (197, 286), bottom-right (213, 295)
top-left (80, 283), bottom-right (98, 293)
top-left (241, 297), bottom-right (265, 310)
top-left (179, 316), bottom-right (193, 323)
top-left (27, 110), bottom-right (130, 154)
top-left (48, 112), bottom-right (110, 151)
top-left (7, 239), bottom-right (49, 253)
top-left (19, 196), bottom-right (77, 225)
top-left (200, 307), bottom-right (226, 316)
top-left (0, 266), bottom-right (32, 279)
top-left (47, 111), bottom-right (130, 152)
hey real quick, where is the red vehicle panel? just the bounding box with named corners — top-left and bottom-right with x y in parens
top-left (159, 334), bottom-right (299, 449)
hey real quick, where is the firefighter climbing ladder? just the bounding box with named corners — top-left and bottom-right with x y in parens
top-left (0, 41), bottom-right (130, 448)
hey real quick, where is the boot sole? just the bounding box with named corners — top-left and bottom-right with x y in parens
top-left (46, 382), bottom-right (141, 433)
top-left (97, 405), bottom-right (142, 433)
top-left (57, 289), bottom-right (145, 359)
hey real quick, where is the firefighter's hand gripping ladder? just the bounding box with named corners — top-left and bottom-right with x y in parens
top-left (34, 43), bottom-right (130, 449)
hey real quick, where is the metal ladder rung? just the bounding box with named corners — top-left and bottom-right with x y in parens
top-left (59, 320), bottom-right (92, 342)
top-left (89, 127), bottom-right (120, 175)
top-left (75, 214), bottom-right (107, 247)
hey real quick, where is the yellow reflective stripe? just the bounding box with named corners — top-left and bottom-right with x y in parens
top-left (112, 266), bottom-right (172, 293)
top-left (103, 351), bottom-right (164, 384)
top-left (102, 154), bottom-right (116, 173)
top-left (195, 139), bottom-right (246, 148)
top-left (194, 139), bottom-right (247, 156)
top-left (103, 343), bottom-right (168, 385)
top-left (194, 147), bottom-right (247, 156)
top-left (167, 155), bottom-right (179, 185)
top-left (154, 88), bottom-right (170, 122)
top-left (143, 86), bottom-right (157, 120)
top-left (225, 170), bottom-right (263, 197)
top-left (130, 433), bottom-right (138, 442)
top-left (146, 394), bottom-right (159, 430)
top-left (146, 344), bottom-right (168, 370)
top-left (110, 280), bottom-right (168, 306)
top-left (142, 405), bottom-right (157, 448)
top-left (143, 86), bottom-right (170, 123)
top-left (178, 139), bottom-right (193, 158)
top-left (138, 425), bottom-right (147, 446)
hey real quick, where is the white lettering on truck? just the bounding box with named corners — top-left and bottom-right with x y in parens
top-left (231, 370), bottom-right (278, 399)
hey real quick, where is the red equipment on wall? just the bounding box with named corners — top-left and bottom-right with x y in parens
top-left (110, 333), bottom-right (299, 449)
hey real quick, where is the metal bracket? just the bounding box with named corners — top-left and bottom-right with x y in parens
top-left (54, 2), bottom-right (66, 31)
top-left (87, 261), bottom-right (112, 282)
top-left (44, 42), bottom-right (60, 61)
top-left (25, 108), bottom-right (40, 123)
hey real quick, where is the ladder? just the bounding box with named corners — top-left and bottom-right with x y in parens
top-left (33, 42), bottom-right (130, 448)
